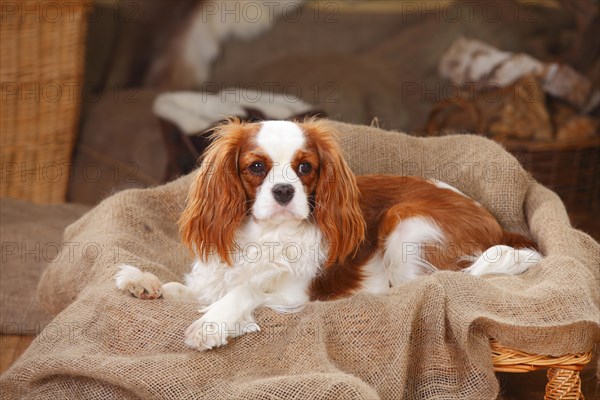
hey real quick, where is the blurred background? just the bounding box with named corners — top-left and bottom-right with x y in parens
top-left (2, 1), bottom-right (598, 224)
top-left (1, 0), bottom-right (599, 396)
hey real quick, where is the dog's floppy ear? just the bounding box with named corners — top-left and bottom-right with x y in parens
top-left (303, 120), bottom-right (366, 267)
top-left (179, 119), bottom-right (249, 265)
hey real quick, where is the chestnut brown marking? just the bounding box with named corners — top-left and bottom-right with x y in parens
top-left (179, 119), bottom-right (260, 265)
top-left (301, 120), bottom-right (367, 268)
top-left (239, 150), bottom-right (273, 202)
top-left (310, 175), bottom-right (537, 300)
top-left (291, 149), bottom-right (320, 195)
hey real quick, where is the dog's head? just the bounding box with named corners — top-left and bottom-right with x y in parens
top-left (179, 119), bottom-right (365, 266)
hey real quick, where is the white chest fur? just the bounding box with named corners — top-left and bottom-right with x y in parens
top-left (184, 219), bottom-right (325, 308)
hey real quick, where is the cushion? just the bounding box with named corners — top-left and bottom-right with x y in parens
top-left (1, 121), bottom-right (598, 399)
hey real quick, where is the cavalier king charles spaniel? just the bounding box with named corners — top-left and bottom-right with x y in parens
top-left (116, 119), bottom-right (540, 350)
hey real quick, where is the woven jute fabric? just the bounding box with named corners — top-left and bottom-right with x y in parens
top-left (1, 121), bottom-right (598, 399)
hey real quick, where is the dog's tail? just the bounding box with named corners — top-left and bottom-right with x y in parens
top-left (462, 231), bottom-right (541, 277)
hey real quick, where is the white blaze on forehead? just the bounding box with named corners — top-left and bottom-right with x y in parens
top-left (256, 121), bottom-right (306, 162)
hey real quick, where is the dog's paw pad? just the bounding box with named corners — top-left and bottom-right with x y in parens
top-left (115, 265), bottom-right (162, 300)
top-left (184, 319), bottom-right (228, 351)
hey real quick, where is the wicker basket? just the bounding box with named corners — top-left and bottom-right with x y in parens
top-left (0, 0), bottom-right (89, 203)
top-left (491, 340), bottom-right (593, 400)
top-left (425, 100), bottom-right (600, 216)
top-left (504, 138), bottom-right (600, 215)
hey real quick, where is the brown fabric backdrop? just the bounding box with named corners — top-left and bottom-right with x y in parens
top-left (0, 199), bottom-right (91, 335)
top-left (1, 121), bottom-right (598, 399)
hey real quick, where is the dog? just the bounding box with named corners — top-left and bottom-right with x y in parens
top-left (116, 119), bottom-right (540, 350)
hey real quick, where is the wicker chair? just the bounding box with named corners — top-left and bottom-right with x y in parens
top-left (0, 0), bottom-right (89, 203)
top-left (491, 340), bottom-right (593, 399)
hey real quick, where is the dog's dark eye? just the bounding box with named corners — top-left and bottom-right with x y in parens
top-left (248, 161), bottom-right (266, 175)
top-left (298, 162), bottom-right (312, 176)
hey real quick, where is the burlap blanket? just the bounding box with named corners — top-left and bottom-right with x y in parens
top-left (1, 121), bottom-right (598, 399)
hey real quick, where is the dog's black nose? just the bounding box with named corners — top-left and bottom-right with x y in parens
top-left (272, 184), bottom-right (295, 205)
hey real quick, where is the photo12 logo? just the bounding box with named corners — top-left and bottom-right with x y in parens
top-left (0, 161), bottom-right (142, 186)
top-left (1, 82), bottom-right (140, 104)
top-left (200, 1), bottom-right (339, 24)
top-left (398, 1), bottom-right (538, 24)
top-left (0, 1), bottom-right (140, 24)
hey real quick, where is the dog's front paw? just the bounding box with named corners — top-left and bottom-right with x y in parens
top-left (115, 265), bottom-right (163, 300)
top-left (184, 313), bottom-right (260, 351)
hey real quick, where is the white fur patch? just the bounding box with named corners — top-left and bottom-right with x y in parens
top-left (430, 179), bottom-right (466, 196)
top-left (360, 253), bottom-right (390, 295)
top-left (383, 217), bottom-right (444, 285)
top-left (430, 179), bottom-right (481, 207)
top-left (462, 245), bottom-right (542, 276)
top-left (184, 285), bottom-right (261, 350)
top-left (256, 121), bottom-right (306, 158)
top-left (182, 218), bottom-right (325, 350)
top-left (184, 219), bottom-right (323, 304)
